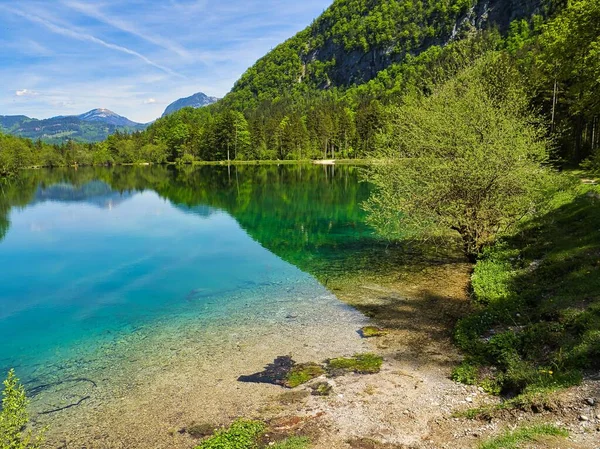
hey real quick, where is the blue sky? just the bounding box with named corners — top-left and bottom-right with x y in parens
top-left (0, 0), bottom-right (332, 122)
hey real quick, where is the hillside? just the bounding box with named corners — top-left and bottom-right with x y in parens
top-left (162, 92), bottom-right (219, 117)
top-left (0, 109), bottom-right (147, 143)
top-left (225, 0), bottom-right (546, 108)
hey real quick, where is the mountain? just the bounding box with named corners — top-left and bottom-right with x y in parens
top-left (162, 92), bottom-right (219, 117)
top-left (33, 181), bottom-right (134, 209)
top-left (78, 108), bottom-right (140, 127)
top-left (226, 0), bottom-right (545, 107)
top-left (0, 109), bottom-right (147, 143)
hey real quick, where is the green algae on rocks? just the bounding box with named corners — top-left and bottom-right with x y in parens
top-left (359, 326), bottom-right (388, 338)
top-left (284, 363), bottom-right (325, 388)
top-left (327, 353), bottom-right (383, 375)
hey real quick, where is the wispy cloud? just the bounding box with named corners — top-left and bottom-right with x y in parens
top-left (1, 5), bottom-right (185, 78)
top-left (144, 98), bottom-right (157, 104)
top-left (63, 1), bottom-right (193, 60)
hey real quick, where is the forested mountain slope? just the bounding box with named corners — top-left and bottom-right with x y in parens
top-left (225, 0), bottom-right (547, 108)
top-left (0, 110), bottom-right (146, 143)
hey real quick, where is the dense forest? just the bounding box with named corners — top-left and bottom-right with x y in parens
top-left (0, 0), bottom-right (598, 172)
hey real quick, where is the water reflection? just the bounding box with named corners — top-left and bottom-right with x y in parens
top-left (0, 165), bottom-right (385, 280)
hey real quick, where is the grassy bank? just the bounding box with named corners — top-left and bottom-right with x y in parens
top-left (453, 177), bottom-right (600, 403)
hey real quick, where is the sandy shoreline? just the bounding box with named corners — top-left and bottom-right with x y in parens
top-left (29, 260), bottom-right (600, 449)
top-left (33, 289), bottom-right (369, 448)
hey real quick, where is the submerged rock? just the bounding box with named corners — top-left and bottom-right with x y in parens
top-left (239, 353), bottom-right (383, 388)
top-left (238, 356), bottom-right (295, 386)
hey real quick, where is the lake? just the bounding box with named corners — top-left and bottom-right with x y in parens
top-left (0, 164), bottom-right (391, 446)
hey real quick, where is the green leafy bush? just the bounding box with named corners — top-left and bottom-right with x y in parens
top-left (451, 361), bottom-right (479, 385)
top-left (0, 369), bottom-right (44, 449)
top-left (196, 419), bottom-right (265, 449)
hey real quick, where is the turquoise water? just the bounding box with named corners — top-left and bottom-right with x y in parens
top-left (0, 165), bottom-right (378, 386)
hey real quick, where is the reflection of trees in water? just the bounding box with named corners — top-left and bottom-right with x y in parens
top-left (0, 165), bottom-right (398, 280)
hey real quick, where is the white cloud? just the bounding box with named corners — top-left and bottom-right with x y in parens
top-left (144, 98), bottom-right (157, 104)
top-left (15, 89), bottom-right (38, 97)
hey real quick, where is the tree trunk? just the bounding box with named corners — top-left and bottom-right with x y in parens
top-left (551, 78), bottom-right (558, 133)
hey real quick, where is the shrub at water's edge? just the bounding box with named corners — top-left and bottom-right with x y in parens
top-left (0, 369), bottom-right (45, 449)
top-left (365, 54), bottom-right (560, 262)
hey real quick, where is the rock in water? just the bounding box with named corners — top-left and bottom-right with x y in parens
top-left (238, 356), bottom-right (295, 386)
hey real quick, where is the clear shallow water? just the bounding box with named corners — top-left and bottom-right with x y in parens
top-left (0, 165), bottom-right (382, 388)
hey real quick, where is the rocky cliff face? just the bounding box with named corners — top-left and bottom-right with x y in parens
top-left (302, 0), bottom-right (544, 87)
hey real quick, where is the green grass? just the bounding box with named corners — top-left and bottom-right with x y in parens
top-left (327, 353), bottom-right (383, 374)
top-left (269, 436), bottom-right (311, 449)
top-left (453, 180), bottom-right (600, 401)
top-left (195, 420), bottom-right (265, 449)
top-left (284, 363), bottom-right (325, 388)
top-left (478, 424), bottom-right (568, 449)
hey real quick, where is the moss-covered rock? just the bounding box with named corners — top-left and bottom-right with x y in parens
top-left (359, 326), bottom-right (387, 338)
top-left (327, 353), bottom-right (383, 376)
top-left (284, 363), bottom-right (325, 388)
top-left (311, 381), bottom-right (333, 396)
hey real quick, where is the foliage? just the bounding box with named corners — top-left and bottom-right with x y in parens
top-left (451, 361), bottom-right (479, 385)
top-left (531, 0), bottom-right (600, 163)
top-left (581, 149), bottom-right (600, 175)
top-left (454, 182), bottom-right (600, 397)
top-left (478, 424), bottom-right (568, 449)
top-left (365, 54), bottom-right (556, 260)
top-left (195, 420), bottom-right (265, 449)
top-left (0, 370), bottom-right (44, 449)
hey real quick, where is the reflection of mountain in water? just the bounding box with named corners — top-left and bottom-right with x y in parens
top-left (33, 181), bottom-right (134, 209)
top-left (0, 165), bottom-right (391, 282)
top-left (173, 204), bottom-right (216, 219)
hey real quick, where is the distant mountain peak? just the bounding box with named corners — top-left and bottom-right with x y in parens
top-left (0, 109), bottom-right (147, 143)
top-left (162, 92), bottom-right (219, 117)
top-left (78, 109), bottom-right (139, 127)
